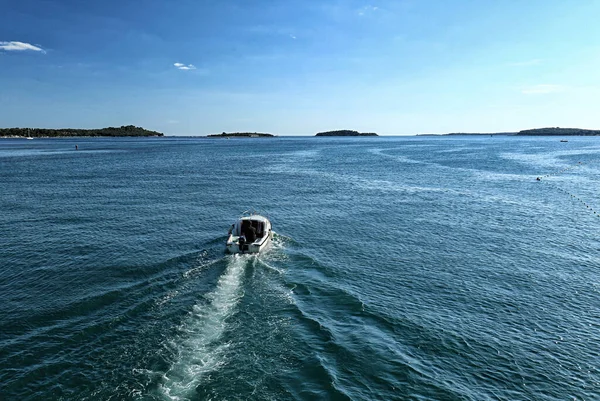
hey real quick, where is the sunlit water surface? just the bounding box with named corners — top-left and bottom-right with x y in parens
top-left (1, 136), bottom-right (599, 400)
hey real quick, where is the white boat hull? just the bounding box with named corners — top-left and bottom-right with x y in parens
top-left (226, 214), bottom-right (272, 254)
top-left (226, 231), bottom-right (272, 254)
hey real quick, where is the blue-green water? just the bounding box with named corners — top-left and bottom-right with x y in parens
top-left (1, 136), bottom-right (599, 400)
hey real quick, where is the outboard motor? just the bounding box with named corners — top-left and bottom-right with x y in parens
top-left (238, 235), bottom-right (247, 253)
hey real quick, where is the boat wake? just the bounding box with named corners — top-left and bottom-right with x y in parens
top-left (158, 254), bottom-right (249, 400)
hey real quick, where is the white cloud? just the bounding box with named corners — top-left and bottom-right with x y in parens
top-left (522, 84), bottom-right (566, 95)
top-left (0, 41), bottom-right (45, 53)
top-left (290, 34), bottom-right (297, 39)
top-left (174, 62), bottom-right (196, 70)
top-left (358, 5), bottom-right (379, 16)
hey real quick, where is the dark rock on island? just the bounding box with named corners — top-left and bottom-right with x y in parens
top-left (315, 130), bottom-right (378, 136)
top-left (207, 132), bottom-right (275, 138)
top-left (0, 125), bottom-right (163, 138)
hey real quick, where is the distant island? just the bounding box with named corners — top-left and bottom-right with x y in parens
top-left (207, 132), bottom-right (275, 138)
top-left (315, 130), bottom-right (378, 137)
top-left (441, 127), bottom-right (600, 136)
top-left (515, 127), bottom-right (600, 136)
top-left (0, 125), bottom-right (163, 138)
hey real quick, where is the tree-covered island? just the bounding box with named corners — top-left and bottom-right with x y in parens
top-left (515, 127), bottom-right (600, 136)
top-left (315, 130), bottom-right (378, 136)
top-left (443, 127), bottom-right (600, 136)
top-left (0, 125), bottom-right (163, 138)
top-left (207, 132), bottom-right (275, 137)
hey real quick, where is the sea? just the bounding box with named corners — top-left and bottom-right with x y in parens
top-left (1, 135), bottom-right (599, 401)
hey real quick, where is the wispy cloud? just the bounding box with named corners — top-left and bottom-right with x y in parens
top-left (521, 84), bottom-right (566, 95)
top-left (358, 5), bottom-right (379, 16)
top-left (174, 62), bottom-right (196, 70)
top-left (247, 25), bottom-right (298, 40)
top-left (0, 41), bottom-right (45, 53)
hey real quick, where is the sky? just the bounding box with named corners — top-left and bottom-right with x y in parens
top-left (1, 0), bottom-right (600, 136)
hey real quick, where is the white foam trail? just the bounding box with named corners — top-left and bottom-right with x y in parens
top-left (159, 255), bottom-right (248, 400)
top-left (182, 257), bottom-right (221, 279)
top-left (256, 258), bottom-right (284, 275)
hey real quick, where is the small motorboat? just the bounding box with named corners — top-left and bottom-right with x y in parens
top-left (226, 213), bottom-right (272, 254)
top-left (560, 139), bottom-right (568, 142)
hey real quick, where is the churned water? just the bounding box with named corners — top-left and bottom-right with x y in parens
top-left (1, 136), bottom-right (599, 400)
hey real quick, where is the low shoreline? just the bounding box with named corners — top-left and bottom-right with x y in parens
top-left (206, 132), bottom-right (275, 138)
top-left (441, 127), bottom-right (600, 136)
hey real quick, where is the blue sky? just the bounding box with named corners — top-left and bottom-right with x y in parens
top-left (1, 0), bottom-right (599, 135)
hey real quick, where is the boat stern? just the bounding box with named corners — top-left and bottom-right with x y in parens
top-left (225, 215), bottom-right (272, 254)
top-left (226, 234), bottom-right (241, 253)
